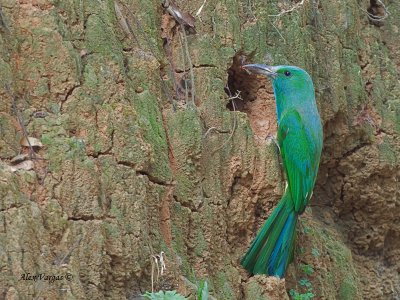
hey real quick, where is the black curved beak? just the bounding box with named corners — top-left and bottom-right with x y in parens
top-left (242, 64), bottom-right (277, 78)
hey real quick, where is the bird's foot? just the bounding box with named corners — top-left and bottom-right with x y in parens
top-left (266, 134), bottom-right (280, 153)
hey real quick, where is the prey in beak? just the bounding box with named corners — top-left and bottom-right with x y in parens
top-left (241, 64), bottom-right (278, 79)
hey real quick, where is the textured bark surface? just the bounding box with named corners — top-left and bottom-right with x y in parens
top-left (0, 0), bottom-right (399, 299)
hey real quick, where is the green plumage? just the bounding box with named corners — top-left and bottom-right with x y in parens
top-left (241, 64), bottom-right (323, 277)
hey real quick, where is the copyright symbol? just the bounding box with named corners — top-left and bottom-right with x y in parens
top-left (65, 273), bottom-right (73, 281)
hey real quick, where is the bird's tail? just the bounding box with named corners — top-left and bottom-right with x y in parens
top-left (241, 191), bottom-right (297, 277)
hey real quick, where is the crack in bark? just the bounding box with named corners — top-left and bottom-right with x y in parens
top-left (60, 84), bottom-right (80, 112)
top-left (172, 195), bottom-right (200, 213)
top-left (174, 64), bottom-right (217, 73)
top-left (0, 203), bottom-right (23, 213)
top-left (50, 174), bottom-right (63, 200)
top-left (67, 215), bottom-right (112, 221)
top-left (136, 170), bottom-right (171, 186)
top-left (341, 143), bottom-right (369, 159)
top-left (115, 160), bottom-right (135, 168)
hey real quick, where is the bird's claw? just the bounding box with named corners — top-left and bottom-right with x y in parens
top-left (266, 134), bottom-right (280, 152)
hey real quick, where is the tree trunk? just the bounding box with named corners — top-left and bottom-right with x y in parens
top-left (0, 0), bottom-right (399, 299)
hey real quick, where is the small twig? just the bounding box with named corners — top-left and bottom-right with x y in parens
top-left (203, 127), bottom-right (217, 139)
top-left (195, 0), bottom-right (207, 17)
top-left (180, 26), bottom-right (196, 108)
top-left (161, 0), bottom-right (197, 108)
top-left (150, 251), bottom-right (166, 292)
top-left (150, 255), bottom-right (158, 292)
top-left (114, 1), bottom-right (133, 38)
top-left (116, 2), bottom-right (176, 109)
top-left (159, 251), bottom-right (166, 275)
top-left (268, 0), bottom-right (306, 17)
top-left (162, 39), bottom-right (180, 110)
top-left (268, 0), bottom-right (306, 43)
top-left (271, 21), bottom-right (286, 43)
top-left (210, 89), bottom-right (240, 155)
top-left (211, 7), bottom-right (217, 39)
top-left (203, 127), bottom-right (231, 139)
top-left (177, 30), bottom-right (189, 104)
top-left (122, 7), bottom-right (158, 60)
top-left (154, 258), bottom-right (159, 288)
top-left (6, 85), bottom-right (36, 160)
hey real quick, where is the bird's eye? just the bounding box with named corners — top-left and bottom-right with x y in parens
top-left (284, 70), bottom-right (291, 77)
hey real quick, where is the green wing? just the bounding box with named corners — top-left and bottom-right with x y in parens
top-left (278, 109), bottom-right (320, 213)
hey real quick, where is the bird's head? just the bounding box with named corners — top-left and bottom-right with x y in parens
top-left (241, 64), bottom-right (313, 93)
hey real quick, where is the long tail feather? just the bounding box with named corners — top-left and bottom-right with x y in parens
top-left (241, 192), bottom-right (297, 277)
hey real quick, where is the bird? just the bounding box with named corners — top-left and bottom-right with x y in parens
top-left (240, 64), bottom-right (323, 277)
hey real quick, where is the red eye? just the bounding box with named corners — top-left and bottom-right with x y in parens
top-left (284, 71), bottom-right (291, 77)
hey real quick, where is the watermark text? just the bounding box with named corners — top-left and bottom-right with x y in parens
top-left (19, 272), bottom-right (73, 284)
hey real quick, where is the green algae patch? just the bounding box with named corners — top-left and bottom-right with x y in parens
top-left (170, 201), bottom-right (192, 276)
top-left (338, 275), bottom-right (358, 300)
top-left (294, 218), bottom-right (362, 300)
top-left (378, 136), bottom-right (397, 165)
top-left (212, 271), bottom-right (235, 300)
top-left (245, 280), bottom-right (271, 300)
top-left (0, 114), bottom-right (20, 158)
top-left (85, 14), bottom-right (123, 62)
top-left (131, 90), bottom-right (172, 182)
top-left (167, 109), bottom-right (203, 203)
